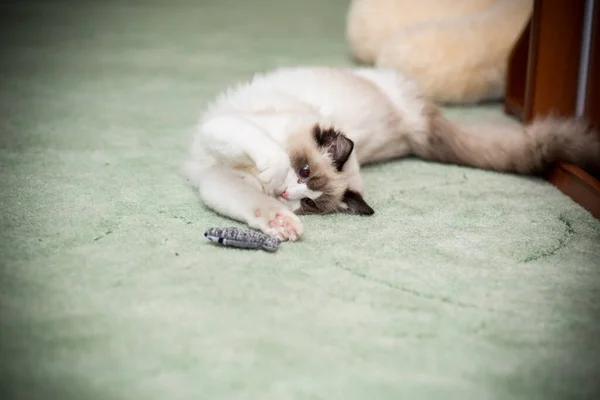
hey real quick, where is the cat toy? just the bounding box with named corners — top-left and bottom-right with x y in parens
top-left (204, 227), bottom-right (280, 252)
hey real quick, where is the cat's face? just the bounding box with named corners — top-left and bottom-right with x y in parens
top-left (281, 125), bottom-right (374, 216)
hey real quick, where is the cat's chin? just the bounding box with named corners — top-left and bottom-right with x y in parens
top-left (279, 197), bottom-right (302, 214)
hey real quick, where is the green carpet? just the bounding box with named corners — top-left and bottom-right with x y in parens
top-left (1, 1), bottom-right (599, 399)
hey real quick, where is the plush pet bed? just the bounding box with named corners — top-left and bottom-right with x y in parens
top-left (346, 0), bottom-right (533, 104)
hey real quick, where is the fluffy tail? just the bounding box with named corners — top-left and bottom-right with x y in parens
top-left (411, 107), bottom-right (600, 176)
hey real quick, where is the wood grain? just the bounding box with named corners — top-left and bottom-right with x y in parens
top-left (504, 21), bottom-right (530, 120)
top-left (548, 163), bottom-right (600, 219)
top-left (525, 0), bottom-right (586, 120)
top-left (584, 0), bottom-right (599, 126)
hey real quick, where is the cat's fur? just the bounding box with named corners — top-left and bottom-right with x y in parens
top-left (183, 66), bottom-right (600, 241)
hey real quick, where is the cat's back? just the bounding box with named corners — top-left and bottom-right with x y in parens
top-left (202, 68), bottom-right (320, 117)
top-left (255, 67), bottom-right (385, 109)
top-left (202, 66), bottom-right (423, 151)
top-left (205, 67), bottom-right (384, 116)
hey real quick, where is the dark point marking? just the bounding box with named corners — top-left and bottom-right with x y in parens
top-left (312, 125), bottom-right (354, 171)
top-left (342, 190), bottom-right (374, 216)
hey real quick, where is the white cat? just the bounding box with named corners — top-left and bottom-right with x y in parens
top-left (183, 67), bottom-right (600, 241)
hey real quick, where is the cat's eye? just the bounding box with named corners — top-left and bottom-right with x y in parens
top-left (299, 164), bottom-right (310, 180)
top-left (301, 198), bottom-right (317, 208)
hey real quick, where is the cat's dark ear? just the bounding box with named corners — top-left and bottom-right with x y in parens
top-left (342, 190), bottom-right (374, 216)
top-left (313, 126), bottom-right (354, 171)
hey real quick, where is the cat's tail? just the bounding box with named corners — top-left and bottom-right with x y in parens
top-left (411, 106), bottom-right (600, 176)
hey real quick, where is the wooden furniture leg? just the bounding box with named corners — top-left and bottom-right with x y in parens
top-left (505, 0), bottom-right (600, 219)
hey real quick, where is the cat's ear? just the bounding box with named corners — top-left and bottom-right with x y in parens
top-left (313, 126), bottom-right (354, 171)
top-left (342, 190), bottom-right (374, 216)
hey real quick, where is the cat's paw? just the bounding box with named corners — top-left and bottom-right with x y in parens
top-left (256, 153), bottom-right (292, 197)
top-left (249, 205), bottom-right (303, 242)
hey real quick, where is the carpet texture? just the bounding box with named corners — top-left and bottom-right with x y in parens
top-left (1, 1), bottom-right (599, 399)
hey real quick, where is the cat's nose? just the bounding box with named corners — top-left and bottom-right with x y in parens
top-left (280, 190), bottom-right (290, 200)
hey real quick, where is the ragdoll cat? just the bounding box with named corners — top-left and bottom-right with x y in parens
top-left (183, 67), bottom-right (600, 241)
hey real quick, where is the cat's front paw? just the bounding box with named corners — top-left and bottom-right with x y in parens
top-left (256, 153), bottom-right (291, 197)
top-left (249, 205), bottom-right (303, 242)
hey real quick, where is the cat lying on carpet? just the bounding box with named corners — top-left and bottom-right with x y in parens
top-left (183, 67), bottom-right (600, 242)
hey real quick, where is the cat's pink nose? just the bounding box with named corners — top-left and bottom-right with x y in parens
top-left (280, 190), bottom-right (290, 200)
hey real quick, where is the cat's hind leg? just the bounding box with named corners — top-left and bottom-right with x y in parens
top-left (194, 166), bottom-right (303, 242)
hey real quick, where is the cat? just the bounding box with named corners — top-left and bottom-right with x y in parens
top-left (183, 66), bottom-right (600, 241)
